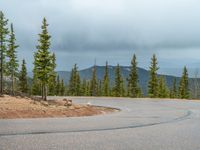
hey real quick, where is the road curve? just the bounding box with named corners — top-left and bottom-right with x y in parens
top-left (0, 97), bottom-right (200, 150)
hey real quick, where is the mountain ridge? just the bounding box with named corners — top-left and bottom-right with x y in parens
top-left (55, 65), bottom-right (181, 95)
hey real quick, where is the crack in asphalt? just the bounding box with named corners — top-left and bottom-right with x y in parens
top-left (0, 110), bottom-right (191, 137)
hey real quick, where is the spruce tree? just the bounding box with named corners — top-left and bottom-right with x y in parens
top-left (102, 61), bottom-right (110, 96)
top-left (179, 66), bottom-right (189, 99)
top-left (128, 54), bottom-right (141, 97)
top-left (68, 66), bottom-right (75, 95)
top-left (0, 11), bottom-right (9, 95)
top-left (31, 78), bottom-right (39, 95)
top-left (76, 73), bottom-right (81, 96)
top-left (113, 64), bottom-right (125, 97)
top-left (6, 23), bottom-right (19, 95)
top-left (90, 65), bottom-right (98, 96)
top-left (98, 80), bottom-right (102, 96)
top-left (32, 58), bottom-right (41, 96)
top-left (48, 53), bottom-right (56, 95)
top-left (81, 79), bottom-right (87, 96)
top-left (68, 64), bottom-right (81, 96)
top-left (148, 54), bottom-right (159, 98)
top-left (56, 75), bottom-right (60, 95)
top-left (60, 79), bottom-right (65, 96)
top-left (158, 76), bottom-right (169, 98)
top-left (85, 81), bottom-right (90, 96)
top-left (19, 59), bottom-right (28, 93)
top-left (33, 18), bottom-right (55, 100)
top-left (65, 84), bottom-right (69, 96)
top-left (170, 79), bottom-right (177, 98)
top-left (121, 81), bottom-right (125, 97)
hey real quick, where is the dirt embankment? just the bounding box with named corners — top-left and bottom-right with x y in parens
top-left (0, 95), bottom-right (117, 119)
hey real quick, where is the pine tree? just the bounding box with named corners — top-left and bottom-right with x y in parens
top-left (90, 65), bottom-right (98, 96)
top-left (6, 23), bottom-right (19, 95)
top-left (98, 80), bottom-right (102, 96)
top-left (102, 61), bottom-right (110, 96)
top-left (76, 73), bottom-right (81, 96)
top-left (170, 79), bottom-right (177, 98)
top-left (65, 83), bottom-right (69, 96)
top-left (68, 64), bottom-right (81, 96)
top-left (60, 79), bottom-right (65, 96)
top-left (85, 81), bottom-right (90, 96)
top-left (113, 64), bottom-right (125, 97)
top-left (0, 11), bottom-right (9, 95)
top-left (48, 53), bottom-right (56, 95)
top-left (121, 81), bottom-right (125, 97)
top-left (179, 66), bottom-right (189, 99)
top-left (81, 79), bottom-right (87, 96)
top-left (128, 54), bottom-right (141, 97)
top-left (33, 18), bottom-right (55, 100)
top-left (32, 58), bottom-right (41, 96)
top-left (158, 76), bottom-right (169, 98)
top-left (56, 75), bottom-right (60, 95)
top-left (19, 59), bottom-right (28, 93)
top-left (148, 54), bottom-right (159, 98)
top-left (68, 66), bottom-right (75, 95)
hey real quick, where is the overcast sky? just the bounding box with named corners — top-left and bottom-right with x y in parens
top-left (1, 0), bottom-right (200, 74)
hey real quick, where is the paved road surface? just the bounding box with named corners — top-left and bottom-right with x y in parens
top-left (0, 97), bottom-right (200, 150)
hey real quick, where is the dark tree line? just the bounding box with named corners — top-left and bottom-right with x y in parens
top-left (58, 54), bottom-right (189, 99)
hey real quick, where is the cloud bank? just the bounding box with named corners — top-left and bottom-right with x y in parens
top-left (0, 0), bottom-right (200, 71)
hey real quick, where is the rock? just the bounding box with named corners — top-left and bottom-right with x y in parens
top-left (74, 104), bottom-right (82, 109)
top-left (41, 101), bottom-right (49, 107)
top-left (63, 99), bottom-right (72, 106)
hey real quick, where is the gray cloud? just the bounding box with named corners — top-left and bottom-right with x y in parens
top-left (1, 0), bottom-right (200, 72)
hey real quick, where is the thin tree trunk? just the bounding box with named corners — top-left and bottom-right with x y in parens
top-left (44, 84), bottom-right (47, 101)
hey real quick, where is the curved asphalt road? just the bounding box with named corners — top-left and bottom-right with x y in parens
top-left (0, 97), bottom-right (200, 150)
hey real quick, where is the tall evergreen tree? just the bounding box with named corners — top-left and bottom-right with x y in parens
top-left (65, 83), bottom-right (69, 96)
top-left (81, 79), bottom-right (87, 96)
top-left (6, 23), bottom-right (19, 95)
top-left (76, 73), bottom-right (81, 96)
top-left (19, 59), bottom-right (28, 93)
top-left (68, 64), bottom-right (81, 96)
top-left (56, 75), bottom-right (60, 95)
top-left (97, 80), bottom-right (102, 96)
top-left (158, 76), bottom-right (169, 98)
top-left (31, 78), bottom-right (40, 95)
top-left (48, 53), bottom-right (56, 95)
top-left (33, 18), bottom-right (55, 100)
top-left (68, 65), bottom-right (75, 95)
top-left (60, 79), bottom-right (65, 96)
top-left (170, 79), bottom-right (177, 98)
top-left (179, 66), bottom-right (189, 99)
top-left (148, 54), bottom-right (159, 98)
top-left (128, 54), bottom-right (141, 97)
top-left (113, 64), bottom-right (125, 97)
top-left (0, 11), bottom-right (9, 95)
top-left (32, 59), bottom-right (41, 96)
top-left (85, 81), bottom-right (90, 96)
top-left (102, 61), bottom-right (110, 96)
top-left (90, 65), bottom-right (98, 96)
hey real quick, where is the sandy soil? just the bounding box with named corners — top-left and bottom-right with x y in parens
top-left (0, 95), bottom-right (117, 119)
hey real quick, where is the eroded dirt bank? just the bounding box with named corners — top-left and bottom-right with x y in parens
top-left (0, 95), bottom-right (118, 119)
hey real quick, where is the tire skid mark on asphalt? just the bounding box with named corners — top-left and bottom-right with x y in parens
top-left (0, 110), bottom-right (192, 137)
